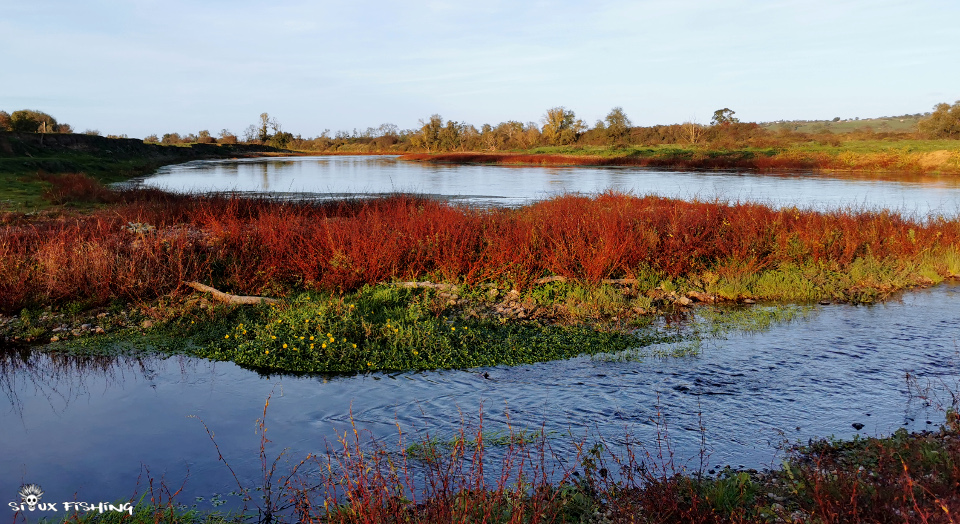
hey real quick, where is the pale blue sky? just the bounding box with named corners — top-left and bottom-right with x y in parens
top-left (1, 0), bottom-right (957, 138)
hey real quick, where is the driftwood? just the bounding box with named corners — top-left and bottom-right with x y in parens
top-left (392, 281), bottom-right (459, 292)
top-left (533, 276), bottom-right (568, 285)
top-left (601, 278), bottom-right (639, 285)
top-left (183, 281), bottom-right (279, 305)
top-left (396, 278), bottom-right (641, 289)
top-left (533, 276), bottom-right (639, 285)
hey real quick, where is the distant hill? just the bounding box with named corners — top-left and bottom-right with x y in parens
top-left (760, 114), bottom-right (926, 134)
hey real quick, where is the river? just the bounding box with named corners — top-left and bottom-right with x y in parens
top-left (3, 157), bottom-right (959, 515)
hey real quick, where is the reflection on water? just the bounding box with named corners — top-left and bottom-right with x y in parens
top-left (130, 155), bottom-right (960, 216)
top-left (2, 284), bottom-right (958, 512)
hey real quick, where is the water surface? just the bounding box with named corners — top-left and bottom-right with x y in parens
top-left (131, 156), bottom-right (960, 216)
top-left (3, 284), bottom-right (958, 512)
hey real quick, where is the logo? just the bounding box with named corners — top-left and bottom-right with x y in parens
top-left (17, 485), bottom-right (43, 511)
top-left (9, 484), bottom-right (132, 515)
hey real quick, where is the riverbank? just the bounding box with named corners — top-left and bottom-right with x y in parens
top-left (37, 418), bottom-right (960, 523)
top-left (399, 142), bottom-right (960, 174)
top-left (0, 132), bottom-right (290, 209)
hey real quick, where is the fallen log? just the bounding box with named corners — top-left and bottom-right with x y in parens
top-left (533, 276), bottom-right (568, 285)
top-left (533, 276), bottom-right (639, 285)
top-left (392, 281), bottom-right (459, 292)
top-left (183, 281), bottom-right (279, 305)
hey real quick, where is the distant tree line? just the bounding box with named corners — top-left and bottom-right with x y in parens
top-left (7, 102), bottom-right (959, 152)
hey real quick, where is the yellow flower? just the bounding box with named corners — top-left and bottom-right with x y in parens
top-left (310, 344), bottom-right (315, 349)
top-left (299, 336), bottom-right (304, 340)
top-left (322, 343), bottom-right (327, 348)
top-left (283, 343), bottom-right (288, 348)
top-left (309, 336), bottom-right (314, 341)
top-left (224, 335), bottom-right (229, 339)
top-left (271, 335), bottom-right (276, 339)
top-left (266, 350), bottom-right (270, 354)
top-left (451, 327), bottom-right (455, 331)
top-left (366, 362), bottom-right (372, 367)
top-left (352, 344), bottom-right (357, 348)
top-left (413, 350), bottom-right (419, 356)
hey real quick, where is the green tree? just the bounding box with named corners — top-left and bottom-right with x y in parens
top-left (218, 129), bottom-right (238, 144)
top-left (258, 112), bottom-right (271, 142)
top-left (9, 110), bottom-right (63, 132)
top-left (413, 114), bottom-right (443, 151)
top-left (542, 107), bottom-right (585, 145)
top-left (10, 111), bottom-right (40, 132)
top-left (604, 106), bottom-right (632, 145)
top-left (711, 108), bottom-right (739, 126)
top-left (197, 129), bottom-right (215, 144)
top-left (918, 101), bottom-right (960, 139)
top-left (438, 120), bottom-right (464, 151)
top-left (161, 132), bottom-right (181, 145)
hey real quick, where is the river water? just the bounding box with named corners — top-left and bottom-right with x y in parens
top-left (3, 157), bottom-right (960, 515)
top-left (131, 155), bottom-right (960, 216)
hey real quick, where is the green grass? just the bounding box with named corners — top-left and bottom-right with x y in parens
top-left (786, 139), bottom-right (960, 154)
top-left (761, 115), bottom-right (925, 134)
top-left (190, 286), bottom-right (670, 373)
top-left (0, 150), bottom-right (174, 209)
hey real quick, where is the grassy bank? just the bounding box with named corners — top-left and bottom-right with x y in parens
top-left (400, 141), bottom-right (960, 174)
top-left (0, 132), bottom-right (286, 209)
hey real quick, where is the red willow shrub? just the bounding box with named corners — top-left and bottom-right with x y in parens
top-left (1, 191), bottom-right (958, 312)
top-left (38, 172), bottom-right (120, 204)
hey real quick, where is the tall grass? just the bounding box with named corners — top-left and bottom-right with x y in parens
top-left (2, 176), bottom-right (958, 313)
